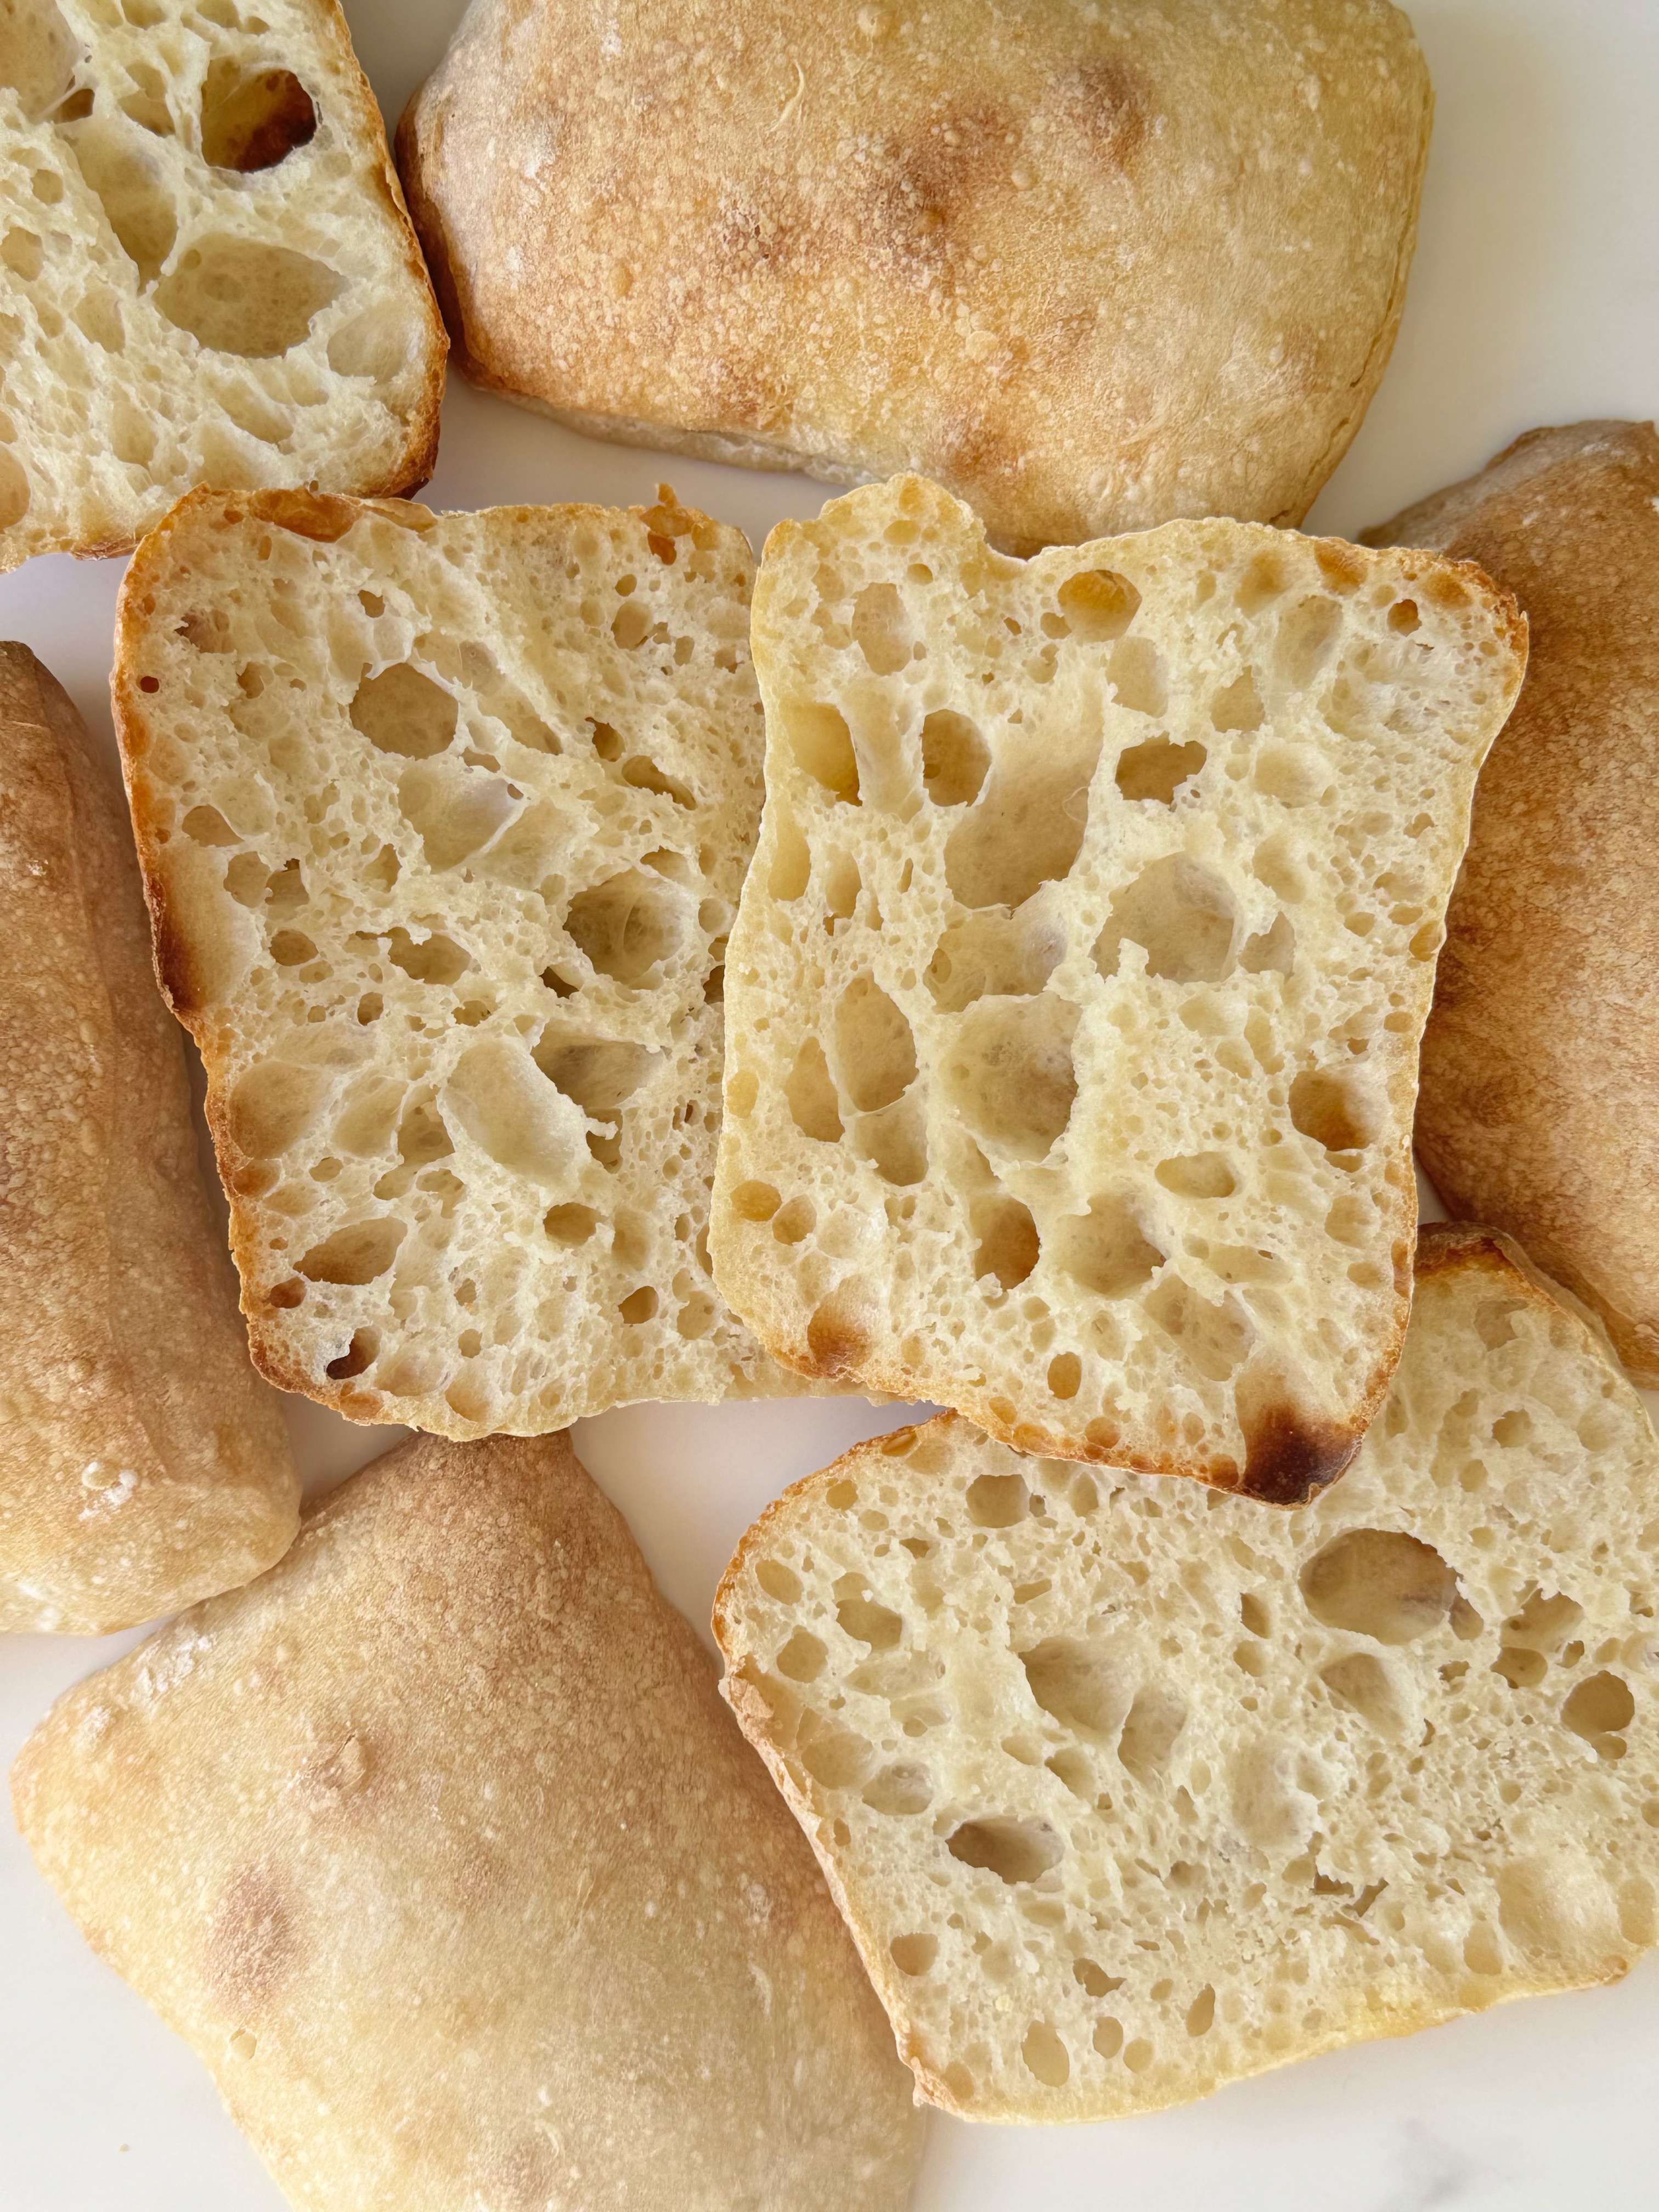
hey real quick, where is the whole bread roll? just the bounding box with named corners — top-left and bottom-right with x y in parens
top-left (1365, 422), bottom-right (1659, 1383)
top-left (0, 644), bottom-right (298, 1633)
top-left (12, 1430), bottom-right (925, 2211)
top-left (398, 0), bottom-right (1431, 554)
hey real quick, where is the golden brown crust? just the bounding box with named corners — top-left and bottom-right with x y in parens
top-left (13, 1431), bottom-right (923, 2207)
top-left (1366, 421), bottom-right (1659, 1380)
top-left (0, 644), bottom-right (299, 1633)
top-left (400, 0), bottom-right (1430, 551)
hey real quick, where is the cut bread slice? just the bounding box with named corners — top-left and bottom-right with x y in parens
top-left (714, 1223), bottom-right (1659, 2123)
top-left (12, 1430), bottom-right (925, 2209)
top-left (712, 475), bottom-right (1526, 1500)
top-left (0, 641), bottom-right (298, 1632)
top-left (113, 483), bottom-right (818, 1435)
top-left (0, 0), bottom-right (445, 572)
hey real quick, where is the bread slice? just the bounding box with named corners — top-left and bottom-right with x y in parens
top-left (0, 641), bottom-right (298, 1633)
top-left (712, 475), bottom-right (1526, 1499)
top-left (714, 1223), bottom-right (1659, 2123)
top-left (113, 483), bottom-right (815, 1435)
top-left (0, 0), bottom-right (444, 572)
top-left (12, 1430), bottom-right (925, 2209)
top-left (398, 0), bottom-right (1429, 556)
top-left (1364, 421), bottom-right (1659, 1383)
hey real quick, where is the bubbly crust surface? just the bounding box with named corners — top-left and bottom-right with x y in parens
top-left (1367, 420), bottom-right (1659, 1383)
top-left (114, 486), bottom-right (816, 1435)
top-left (714, 1224), bottom-right (1659, 2121)
top-left (0, 641), bottom-right (297, 1632)
top-left (0, 0), bottom-right (445, 571)
top-left (712, 475), bottom-right (1526, 1496)
top-left (13, 1431), bottom-right (924, 2209)
top-left (398, 0), bottom-right (1430, 552)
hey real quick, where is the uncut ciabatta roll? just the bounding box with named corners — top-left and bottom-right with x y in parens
top-left (1364, 421), bottom-right (1659, 1383)
top-left (398, 0), bottom-right (1430, 555)
top-left (0, 0), bottom-right (444, 572)
top-left (712, 476), bottom-right (1526, 1502)
top-left (114, 484), bottom-right (818, 1436)
top-left (0, 643), bottom-right (298, 1633)
top-left (13, 1431), bottom-right (924, 2210)
top-left (713, 1224), bottom-right (1659, 2124)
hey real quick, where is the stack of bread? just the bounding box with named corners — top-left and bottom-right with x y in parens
top-left (2, 0), bottom-right (1657, 2205)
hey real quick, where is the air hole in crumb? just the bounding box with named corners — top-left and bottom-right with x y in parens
top-left (1047, 1352), bottom-right (1081, 1398)
top-left (889, 1932), bottom-right (938, 1972)
top-left (387, 927), bottom-right (469, 986)
top-left (1301, 1528), bottom-right (1460, 1643)
top-left (920, 709), bottom-right (990, 806)
top-left (1155, 1153), bottom-right (1235, 1199)
top-left (1057, 567), bottom-right (1140, 641)
top-left (565, 872), bottom-right (682, 985)
top-left (756, 1558), bottom-right (800, 1602)
top-left (837, 1593), bottom-right (902, 1649)
top-left (944, 736), bottom-right (1099, 909)
top-left (1022, 1638), bottom-right (1123, 1737)
top-left (943, 996), bottom-right (1077, 1160)
top-left (1115, 735), bottom-right (1206, 805)
top-left (534, 1035), bottom-right (658, 1119)
top-left (1053, 1194), bottom-right (1164, 1299)
top-left (1389, 599), bottom-right (1420, 634)
top-left (200, 60), bottom-right (316, 170)
top-left (924, 910), bottom-right (1062, 1011)
top-left (786, 1037), bottom-right (843, 1142)
top-left (971, 1193), bottom-right (1040, 1290)
top-left (350, 663), bottom-right (458, 758)
top-left (1210, 669), bottom-right (1263, 732)
top-left (297, 1217), bottom-right (405, 1285)
top-left (1320, 1652), bottom-right (1408, 1737)
top-left (155, 237), bottom-right (340, 356)
top-left (1289, 1067), bottom-right (1377, 1154)
top-left (618, 1286), bottom-right (658, 1324)
top-left (1093, 2018), bottom-right (1124, 2060)
top-left (1022, 2021), bottom-right (1070, 2087)
top-left (1096, 856), bottom-right (1237, 983)
top-left (325, 1327), bottom-right (378, 1380)
top-left (1561, 1672), bottom-right (1634, 1755)
top-left (1107, 636), bottom-right (1167, 716)
top-left (731, 1180), bottom-right (781, 1222)
top-left (1, 0), bottom-right (81, 121)
top-left (966, 1472), bottom-right (1028, 1528)
top-left (1118, 1686), bottom-right (1186, 1781)
top-left (1240, 912), bottom-right (1296, 975)
top-left (835, 974), bottom-right (916, 1111)
top-left (783, 699), bottom-right (860, 800)
top-left (851, 582), bottom-right (911, 674)
top-left (775, 1629), bottom-right (826, 1682)
top-left (544, 1203), bottom-right (598, 1246)
top-left (772, 1196), bottom-right (816, 1244)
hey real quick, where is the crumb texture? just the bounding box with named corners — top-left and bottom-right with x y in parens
top-left (1366, 420), bottom-right (1659, 1384)
top-left (115, 486), bottom-right (810, 1436)
top-left (713, 475), bottom-right (1526, 1493)
top-left (399, 0), bottom-right (1430, 552)
top-left (12, 1431), bottom-right (924, 2209)
top-left (0, 0), bottom-right (444, 571)
top-left (714, 1226), bottom-right (1659, 2121)
top-left (0, 641), bottom-right (298, 1633)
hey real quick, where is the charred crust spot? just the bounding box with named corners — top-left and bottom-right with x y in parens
top-left (150, 905), bottom-right (206, 1017)
top-left (1239, 1403), bottom-right (1358, 1506)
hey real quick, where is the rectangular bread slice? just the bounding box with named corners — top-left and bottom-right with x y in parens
top-left (0, 642), bottom-right (297, 1633)
top-left (12, 1430), bottom-right (924, 2210)
top-left (0, 0), bottom-right (445, 571)
top-left (398, 0), bottom-right (1429, 555)
top-left (713, 1223), bottom-right (1659, 2122)
top-left (113, 484), bottom-right (817, 1436)
top-left (712, 475), bottom-right (1526, 1499)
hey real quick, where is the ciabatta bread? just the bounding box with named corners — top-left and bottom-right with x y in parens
top-left (13, 1431), bottom-right (924, 2209)
top-left (1365, 421), bottom-right (1659, 1383)
top-left (0, 0), bottom-right (444, 572)
top-left (714, 1225), bottom-right (1659, 2122)
top-left (114, 484), bottom-right (816, 1435)
top-left (398, 0), bottom-right (1430, 554)
top-left (712, 476), bottom-right (1526, 1499)
top-left (0, 642), bottom-right (297, 1633)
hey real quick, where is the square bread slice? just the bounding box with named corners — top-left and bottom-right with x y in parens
top-left (113, 483), bottom-right (815, 1435)
top-left (12, 1431), bottom-right (924, 2210)
top-left (712, 475), bottom-right (1526, 1500)
top-left (713, 1224), bottom-right (1659, 2123)
top-left (0, 641), bottom-right (297, 1632)
top-left (0, 0), bottom-right (445, 571)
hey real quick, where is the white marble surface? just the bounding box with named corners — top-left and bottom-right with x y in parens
top-left (4, 1), bottom-right (1659, 2205)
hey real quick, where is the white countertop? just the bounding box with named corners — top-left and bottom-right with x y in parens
top-left (4, 2), bottom-right (1659, 2205)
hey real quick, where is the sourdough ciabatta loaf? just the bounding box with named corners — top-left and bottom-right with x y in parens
top-left (1365, 422), bottom-right (1659, 1383)
top-left (0, 0), bottom-right (444, 571)
top-left (714, 1224), bottom-right (1659, 2123)
top-left (0, 643), bottom-right (297, 1633)
top-left (712, 476), bottom-right (1526, 1499)
top-left (13, 1431), bottom-right (924, 2209)
top-left (114, 484), bottom-right (812, 1435)
top-left (398, 0), bottom-right (1430, 555)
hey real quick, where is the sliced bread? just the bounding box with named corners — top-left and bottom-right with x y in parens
top-left (12, 1430), bottom-right (925, 2209)
top-left (714, 1224), bottom-right (1659, 2122)
top-left (113, 484), bottom-right (815, 1435)
top-left (712, 476), bottom-right (1526, 1499)
top-left (1365, 421), bottom-right (1659, 1383)
top-left (0, 642), bottom-right (298, 1633)
top-left (0, 0), bottom-right (444, 571)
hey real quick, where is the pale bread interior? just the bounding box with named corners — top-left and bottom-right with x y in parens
top-left (715, 1228), bottom-right (1659, 2123)
top-left (115, 486), bottom-right (816, 1436)
top-left (0, 0), bottom-right (443, 570)
top-left (713, 476), bottom-right (1526, 1497)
